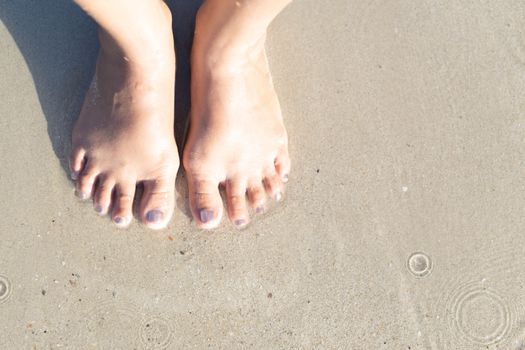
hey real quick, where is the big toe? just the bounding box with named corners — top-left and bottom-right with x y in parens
top-left (140, 176), bottom-right (175, 230)
top-left (187, 176), bottom-right (223, 229)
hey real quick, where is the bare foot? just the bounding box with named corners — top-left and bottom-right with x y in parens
top-left (70, 2), bottom-right (179, 229)
top-left (183, 4), bottom-right (291, 230)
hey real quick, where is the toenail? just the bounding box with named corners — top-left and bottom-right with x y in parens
top-left (282, 174), bottom-right (289, 183)
top-left (274, 191), bottom-right (282, 202)
top-left (234, 219), bottom-right (247, 227)
top-left (95, 205), bottom-right (103, 214)
top-left (114, 216), bottom-right (124, 224)
top-left (146, 210), bottom-right (163, 223)
top-left (70, 171), bottom-right (79, 180)
top-left (256, 206), bottom-right (265, 214)
top-left (199, 209), bottom-right (214, 223)
top-left (76, 191), bottom-right (88, 200)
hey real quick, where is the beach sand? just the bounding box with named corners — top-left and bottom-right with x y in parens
top-left (1, 0), bottom-right (525, 348)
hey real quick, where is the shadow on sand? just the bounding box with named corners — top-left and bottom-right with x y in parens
top-left (0, 0), bottom-right (202, 218)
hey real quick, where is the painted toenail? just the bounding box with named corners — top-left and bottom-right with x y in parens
top-left (70, 171), bottom-right (79, 180)
top-left (95, 205), bottom-right (103, 214)
top-left (234, 219), bottom-right (247, 227)
top-left (256, 206), bottom-right (265, 214)
top-left (114, 216), bottom-right (124, 224)
top-left (199, 209), bottom-right (214, 223)
top-left (146, 210), bottom-right (163, 223)
top-left (275, 191), bottom-right (282, 202)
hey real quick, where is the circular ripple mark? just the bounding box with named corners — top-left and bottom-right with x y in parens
top-left (429, 239), bottom-right (525, 349)
top-left (139, 316), bottom-right (173, 350)
top-left (0, 275), bottom-right (12, 303)
top-left (448, 283), bottom-right (512, 346)
top-left (82, 300), bottom-right (143, 347)
top-left (407, 252), bottom-right (432, 277)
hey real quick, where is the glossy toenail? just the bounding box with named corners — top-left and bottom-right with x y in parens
top-left (70, 171), bottom-right (79, 180)
top-left (146, 210), bottom-right (163, 223)
top-left (234, 219), bottom-right (247, 227)
top-left (95, 205), bottom-right (103, 214)
top-left (275, 192), bottom-right (282, 201)
top-left (199, 209), bottom-right (214, 223)
top-left (114, 216), bottom-right (124, 224)
top-left (256, 206), bottom-right (265, 214)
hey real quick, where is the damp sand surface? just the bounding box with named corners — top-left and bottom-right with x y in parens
top-left (1, 0), bottom-right (525, 348)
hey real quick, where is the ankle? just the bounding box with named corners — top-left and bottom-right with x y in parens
top-left (193, 6), bottom-right (268, 72)
top-left (96, 1), bottom-right (174, 69)
top-left (98, 30), bottom-right (174, 70)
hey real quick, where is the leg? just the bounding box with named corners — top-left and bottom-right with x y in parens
top-left (183, 0), bottom-right (292, 229)
top-left (71, 0), bottom-right (179, 229)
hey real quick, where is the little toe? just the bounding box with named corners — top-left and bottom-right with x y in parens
top-left (69, 148), bottom-right (86, 180)
top-left (225, 178), bottom-right (250, 229)
top-left (140, 176), bottom-right (175, 230)
top-left (112, 181), bottom-right (136, 228)
top-left (247, 182), bottom-right (267, 214)
top-left (187, 176), bottom-right (223, 229)
top-left (263, 172), bottom-right (285, 202)
top-left (274, 147), bottom-right (291, 183)
top-left (93, 176), bottom-right (114, 215)
top-left (76, 160), bottom-right (98, 200)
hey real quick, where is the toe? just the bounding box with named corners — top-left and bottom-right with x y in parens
top-left (76, 160), bottom-right (98, 200)
top-left (247, 181), bottom-right (267, 214)
top-left (112, 181), bottom-right (136, 228)
top-left (225, 178), bottom-right (250, 229)
top-left (274, 146), bottom-right (291, 183)
top-left (187, 175), bottom-right (223, 229)
top-left (93, 176), bottom-right (114, 215)
top-left (140, 176), bottom-right (175, 230)
top-left (69, 148), bottom-right (86, 180)
top-left (263, 172), bottom-right (284, 202)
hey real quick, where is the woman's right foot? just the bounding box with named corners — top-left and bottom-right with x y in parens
top-left (70, 1), bottom-right (179, 229)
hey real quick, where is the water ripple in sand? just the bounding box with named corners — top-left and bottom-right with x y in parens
top-left (139, 316), bottom-right (173, 350)
top-left (81, 300), bottom-right (175, 348)
top-left (407, 252), bottom-right (432, 278)
top-left (429, 240), bottom-right (525, 349)
top-left (431, 280), bottom-right (516, 349)
top-left (84, 300), bottom-right (142, 346)
top-left (451, 282), bottom-right (511, 345)
top-left (0, 275), bottom-right (11, 303)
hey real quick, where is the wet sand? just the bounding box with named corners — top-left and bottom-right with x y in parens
top-left (1, 0), bottom-right (525, 348)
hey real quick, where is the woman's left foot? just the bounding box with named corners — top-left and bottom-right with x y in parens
top-left (183, 6), bottom-right (291, 230)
